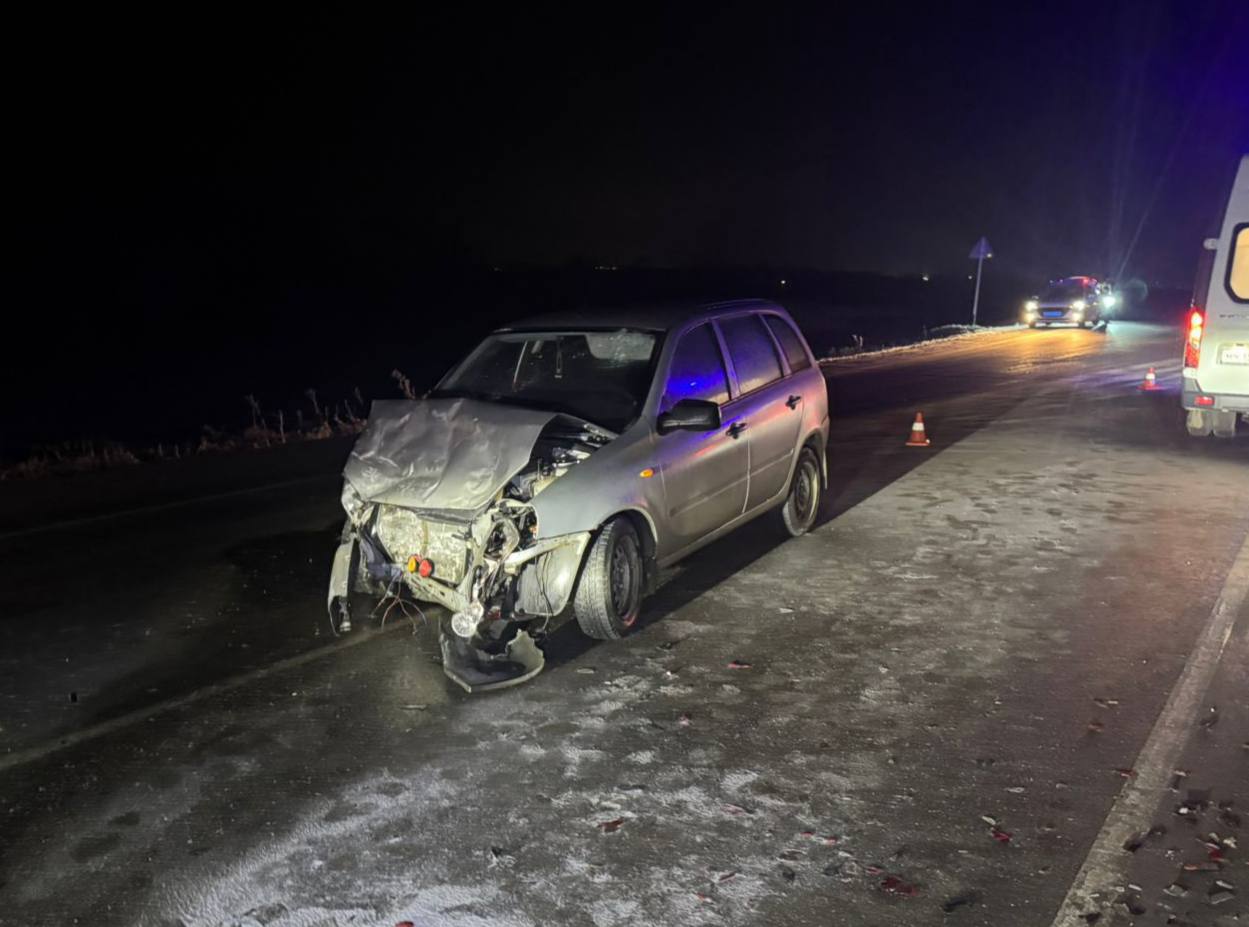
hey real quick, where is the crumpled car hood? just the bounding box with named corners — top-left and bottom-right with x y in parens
top-left (344, 398), bottom-right (582, 512)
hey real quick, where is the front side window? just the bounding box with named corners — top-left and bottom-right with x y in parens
top-left (719, 315), bottom-right (784, 394)
top-left (763, 315), bottom-right (812, 372)
top-left (1229, 224), bottom-right (1248, 303)
top-left (663, 324), bottom-right (729, 408)
top-left (435, 329), bottom-right (660, 432)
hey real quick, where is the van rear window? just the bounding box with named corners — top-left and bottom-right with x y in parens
top-left (1229, 224), bottom-right (1248, 303)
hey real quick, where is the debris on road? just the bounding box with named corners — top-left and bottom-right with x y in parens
top-left (1087, 720), bottom-right (1105, 734)
top-left (1208, 888), bottom-right (1236, 906)
top-left (779, 865), bottom-right (796, 883)
top-left (1093, 697), bottom-right (1120, 709)
top-left (727, 659), bottom-right (752, 670)
top-left (941, 890), bottom-right (982, 912)
top-left (1198, 706), bottom-right (1219, 731)
top-left (879, 874), bottom-right (918, 896)
top-left (989, 825), bottom-right (1013, 844)
top-left (487, 846), bottom-right (516, 868)
top-left (597, 818), bottom-right (625, 833)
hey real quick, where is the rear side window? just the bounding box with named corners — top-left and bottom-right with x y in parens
top-left (664, 324), bottom-right (730, 408)
top-left (719, 315), bottom-right (784, 394)
top-left (1229, 224), bottom-right (1248, 303)
top-left (763, 315), bottom-right (812, 372)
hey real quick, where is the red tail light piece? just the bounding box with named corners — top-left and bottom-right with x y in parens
top-left (1195, 396), bottom-right (1215, 407)
top-left (1184, 307), bottom-right (1204, 369)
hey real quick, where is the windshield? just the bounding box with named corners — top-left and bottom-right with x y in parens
top-left (1041, 280), bottom-right (1089, 301)
top-left (433, 329), bottom-right (661, 432)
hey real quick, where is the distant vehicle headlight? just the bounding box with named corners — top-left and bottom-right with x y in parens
top-left (1025, 300), bottom-right (1039, 313)
top-left (1071, 300), bottom-right (1087, 312)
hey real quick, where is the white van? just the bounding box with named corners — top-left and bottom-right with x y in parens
top-left (1184, 154), bottom-right (1249, 438)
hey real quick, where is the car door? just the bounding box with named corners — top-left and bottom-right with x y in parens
top-left (653, 323), bottom-right (749, 555)
top-left (716, 313), bottom-right (804, 512)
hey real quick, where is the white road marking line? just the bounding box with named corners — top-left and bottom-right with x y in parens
top-left (0, 473), bottom-right (334, 542)
top-left (0, 621), bottom-right (410, 774)
top-left (1049, 526), bottom-right (1249, 926)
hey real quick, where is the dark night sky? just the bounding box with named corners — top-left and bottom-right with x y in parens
top-left (7, 1), bottom-right (1249, 450)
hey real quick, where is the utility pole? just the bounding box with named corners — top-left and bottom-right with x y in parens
top-left (968, 237), bottom-right (993, 327)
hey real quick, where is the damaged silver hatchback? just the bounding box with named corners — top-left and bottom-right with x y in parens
top-left (328, 300), bottom-right (829, 691)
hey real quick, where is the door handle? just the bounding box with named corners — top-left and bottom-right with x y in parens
top-left (785, 394), bottom-right (801, 409)
top-left (727, 421), bottom-right (748, 439)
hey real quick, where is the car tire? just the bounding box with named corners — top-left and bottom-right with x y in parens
top-left (1213, 410), bottom-right (1238, 438)
top-left (777, 446), bottom-right (822, 538)
top-left (573, 517), bottom-right (643, 640)
top-left (1186, 410), bottom-right (1213, 437)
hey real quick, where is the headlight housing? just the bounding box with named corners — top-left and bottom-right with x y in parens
top-left (1024, 299), bottom-right (1038, 314)
top-left (1070, 300), bottom-right (1087, 312)
top-left (341, 481), bottom-right (368, 523)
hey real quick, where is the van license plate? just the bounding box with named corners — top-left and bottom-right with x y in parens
top-left (1220, 343), bottom-right (1249, 365)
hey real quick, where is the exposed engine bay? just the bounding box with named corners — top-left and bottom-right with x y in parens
top-left (327, 398), bottom-right (615, 692)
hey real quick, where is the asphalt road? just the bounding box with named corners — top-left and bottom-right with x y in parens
top-left (1, 322), bottom-right (1246, 927)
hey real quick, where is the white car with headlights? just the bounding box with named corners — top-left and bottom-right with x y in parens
top-left (1022, 276), bottom-right (1115, 328)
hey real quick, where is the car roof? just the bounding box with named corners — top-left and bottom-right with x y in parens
top-left (496, 299), bottom-right (787, 334)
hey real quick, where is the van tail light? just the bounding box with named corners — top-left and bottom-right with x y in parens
top-left (1184, 307), bottom-right (1204, 370)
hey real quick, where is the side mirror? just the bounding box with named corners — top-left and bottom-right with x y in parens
top-left (657, 398), bottom-right (721, 435)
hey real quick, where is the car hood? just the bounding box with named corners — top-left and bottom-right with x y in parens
top-left (343, 398), bottom-right (599, 512)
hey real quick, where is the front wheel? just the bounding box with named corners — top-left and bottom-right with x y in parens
top-left (777, 446), bottom-right (823, 537)
top-left (573, 517), bottom-right (643, 640)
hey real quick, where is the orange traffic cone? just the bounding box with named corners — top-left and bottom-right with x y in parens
top-left (1140, 367), bottom-right (1160, 391)
top-left (905, 413), bottom-right (931, 447)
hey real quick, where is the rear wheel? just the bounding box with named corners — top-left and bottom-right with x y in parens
top-left (573, 517), bottom-right (643, 640)
top-left (777, 447), bottom-right (822, 537)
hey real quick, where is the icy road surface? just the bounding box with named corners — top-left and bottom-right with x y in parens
top-left (1, 323), bottom-right (1246, 926)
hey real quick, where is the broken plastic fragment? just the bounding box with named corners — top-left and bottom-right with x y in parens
top-left (1093, 697), bottom-right (1120, 708)
top-left (727, 659), bottom-right (752, 670)
top-left (722, 802), bottom-right (754, 816)
top-left (879, 875), bottom-right (918, 896)
top-left (1087, 720), bottom-right (1104, 733)
top-left (990, 826), bottom-right (1013, 844)
top-left (598, 817), bottom-right (625, 833)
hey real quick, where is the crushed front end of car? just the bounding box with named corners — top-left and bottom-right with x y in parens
top-left (326, 398), bottom-right (613, 692)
